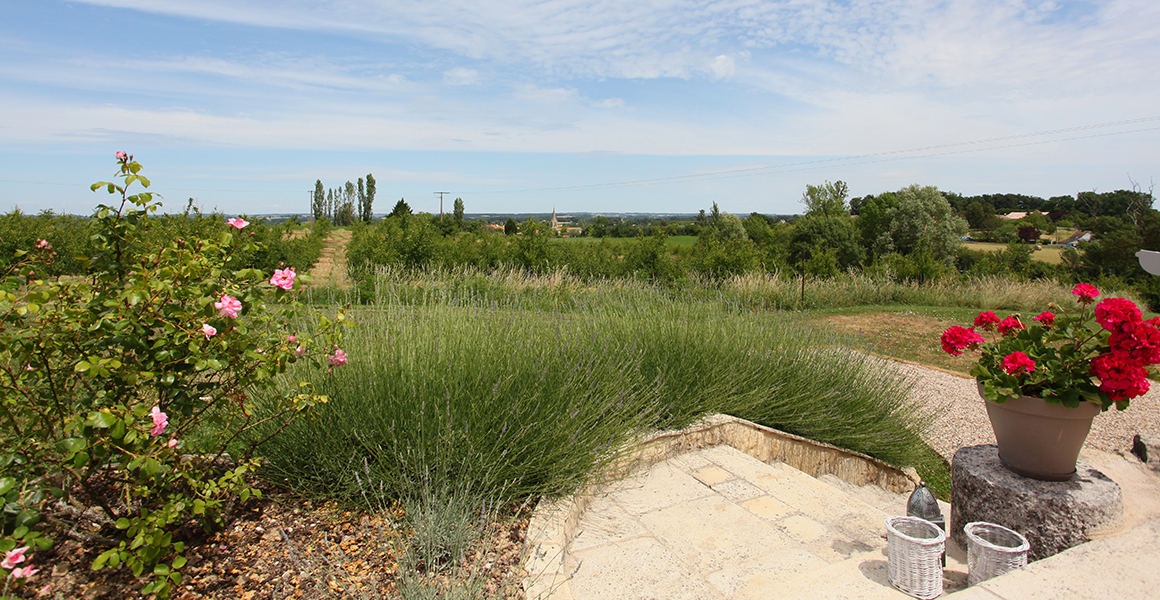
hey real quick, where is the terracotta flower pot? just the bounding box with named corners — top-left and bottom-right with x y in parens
top-left (978, 384), bottom-right (1101, 481)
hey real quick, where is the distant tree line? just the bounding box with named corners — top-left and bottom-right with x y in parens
top-left (345, 179), bottom-right (1160, 308)
top-left (313, 174), bottom-right (375, 226)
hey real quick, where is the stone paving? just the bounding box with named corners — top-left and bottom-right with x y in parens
top-left (524, 441), bottom-right (1160, 600)
top-left (527, 443), bottom-right (961, 599)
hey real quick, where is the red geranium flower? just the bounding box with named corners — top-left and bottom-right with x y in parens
top-left (1032, 311), bottom-right (1055, 327)
top-left (1109, 319), bottom-right (1160, 366)
top-left (996, 316), bottom-right (1025, 336)
top-left (1095, 297), bottom-right (1142, 333)
top-left (974, 311), bottom-right (1000, 330)
top-left (1072, 283), bottom-right (1100, 303)
top-left (1091, 353), bottom-right (1151, 401)
top-left (941, 326), bottom-right (984, 356)
top-left (1001, 351), bottom-right (1036, 375)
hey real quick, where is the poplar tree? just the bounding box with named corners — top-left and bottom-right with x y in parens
top-left (364, 174), bottom-right (376, 223)
top-left (312, 180), bottom-right (325, 222)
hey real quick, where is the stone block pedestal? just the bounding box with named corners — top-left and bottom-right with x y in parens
top-left (951, 444), bottom-right (1122, 561)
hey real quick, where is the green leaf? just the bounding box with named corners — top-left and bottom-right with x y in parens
top-left (12, 526), bottom-right (28, 539)
top-left (73, 451), bottom-right (90, 469)
top-left (171, 555), bottom-right (187, 570)
top-left (192, 499), bottom-right (205, 515)
top-left (0, 477), bottom-right (14, 495)
top-left (92, 549), bottom-right (117, 570)
top-left (88, 411), bottom-right (116, 428)
top-left (115, 518), bottom-right (131, 530)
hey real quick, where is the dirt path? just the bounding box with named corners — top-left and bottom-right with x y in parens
top-left (307, 228), bottom-right (352, 289)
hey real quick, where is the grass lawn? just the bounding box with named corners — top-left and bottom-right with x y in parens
top-left (962, 241), bottom-right (1065, 265)
top-left (808, 305), bottom-right (983, 376)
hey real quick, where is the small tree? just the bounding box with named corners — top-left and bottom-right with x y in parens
top-left (363, 174), bottom-right (376, 223)
top-left (389, 199), bottom-right (412, 219)
top-left (801, 180), bottom-right (850, 217)
top-left (312, 180), bottom-right (325, 222)
top-left (1018, 225), bottom-right (1041, 243)
top-left (453, 197), bottom-right (465, 230)
top-left (504, 217), bottom-right (517, 236)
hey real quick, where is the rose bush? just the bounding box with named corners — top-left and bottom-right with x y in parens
top-left (0, 153), bottom-right (347, 598)
top-left (941, 283), bottom-right (1159, 410)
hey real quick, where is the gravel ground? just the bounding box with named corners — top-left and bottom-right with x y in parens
top-left (895, 362), bottom-right (1160, 461)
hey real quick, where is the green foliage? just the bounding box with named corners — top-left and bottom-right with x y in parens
top-left (968, 301), bottom-right (1124, 410)
top-left (801, 180), bottom-right (850, 217)
top-left (0, 154), bottom-right (345, 597)
top-left (855, 192), bottom-right (898, 257)
top-left (882, 185), bottom-right (967, 264)
top-left (390, 199), bottom-right (413, 218)
top-left (789, 214), bottom-right (865, 272)
top-left (312, 180), bottom-right (325, 223)
top-left (453, 198), bottom-right (465, 230)
top-left (258, 273), bottom-right (931, 510)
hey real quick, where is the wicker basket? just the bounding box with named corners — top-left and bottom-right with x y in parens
top-left (885, 516), bottom-right (945, 599)
top-left (965, 521), bottom-right (1029, 586)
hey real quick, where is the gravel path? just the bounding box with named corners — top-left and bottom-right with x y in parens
top-left (895, 362), bottom-right (1160, 461)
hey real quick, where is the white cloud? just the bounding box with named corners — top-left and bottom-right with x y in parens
top-left (709, 54), bottom-right (735, 79)
top-left (511, 84), bottom-right (579, 105)
top-left (443, 67), bottom-right (479, 85)
top-left (591, 98), bottom-right (625, 109)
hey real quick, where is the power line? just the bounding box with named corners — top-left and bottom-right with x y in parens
top-left (1, 115), bottom-right (1157, 195)
top-left (464, 116), bottom-right (1160, 194)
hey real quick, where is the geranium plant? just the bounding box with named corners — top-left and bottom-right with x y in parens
top-left (941, 283), bottom-right (1158, 410)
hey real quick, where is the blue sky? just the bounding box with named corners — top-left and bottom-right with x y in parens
top-left (1, 0), bottom-right (1157, 216)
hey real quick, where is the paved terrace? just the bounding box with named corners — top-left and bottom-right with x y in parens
top-left (524, 415), bottom-right (1160, 600)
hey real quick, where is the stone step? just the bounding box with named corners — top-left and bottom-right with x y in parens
top-left (527, 442), bottom-right (973, 600)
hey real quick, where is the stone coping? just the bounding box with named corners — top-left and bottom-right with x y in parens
top-left (522, 413), bottom-right (921, 599)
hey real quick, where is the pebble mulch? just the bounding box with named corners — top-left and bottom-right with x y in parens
top-left (896, 362), bottom-right (1160, 461)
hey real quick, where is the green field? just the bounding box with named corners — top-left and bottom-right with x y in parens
top-left (962, 241), bottom-right (1065, 264)
top-left (557, 235), bottom-right (698, 247)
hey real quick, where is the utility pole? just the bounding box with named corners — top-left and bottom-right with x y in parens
top-left (434, 191), bottom-right (450, 220)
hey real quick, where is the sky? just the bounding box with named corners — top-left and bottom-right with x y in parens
top-left (0, 0), bottom-right (1157, 216)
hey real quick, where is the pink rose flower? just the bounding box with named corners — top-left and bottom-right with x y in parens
top-left (115, 151), bottom-right (127, 160)
top-left (286, 335), bottom-right (297, 343)
top-left (296, 345), bottom-right (306, 357)
top-left (941, 326), bottom-right (984, 356)
top-left (270, 267), bottom-right (296, 290)
top-left (150, 406), bottom-right (168, 437)
top-left (328, 348), bottom-right (348, 367)
top-left (973, 311), bottom-right (1000, 330)
top-left (1032, 311), bottom-right (1055, 327)
top-left (1001, 351), bottom-right (1036, 375)
top-left (2, 546), bottom-right (29, 570)
top-left (168, 438), bottom-right (179, 448)
top-left (227, 218), bottom-right (249, 230)
top-left (203, 323), bottom-right (217, 339)
top-left (36, 239), bottom-right (50, 249)
top-left (10, 565), bottom-right (38, 578)
top-left (1072, 283), bottom-right (1100, 303)
top-left (215, 295), bottom-right (242, 319)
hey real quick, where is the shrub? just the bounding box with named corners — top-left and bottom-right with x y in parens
top-left (0, 153), bottom-right (345, 598)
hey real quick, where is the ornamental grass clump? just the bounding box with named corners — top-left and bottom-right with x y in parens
top-left (941, 283), bottom-right (1160, 410)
